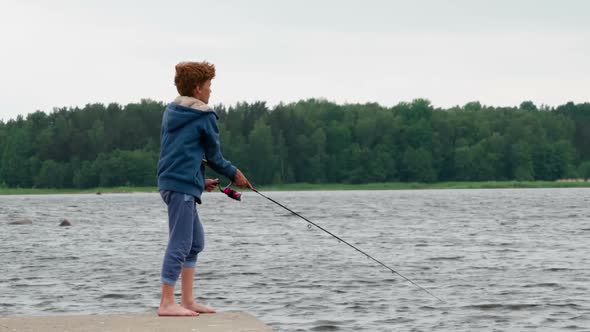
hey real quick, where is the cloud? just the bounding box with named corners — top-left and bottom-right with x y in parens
top-left (1, 0), bottom-right (588, 121)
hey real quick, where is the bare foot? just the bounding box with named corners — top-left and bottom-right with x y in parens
top-left (182, 301), bottom-right (216, 313)
top-left (158, 303), bottom-right (199, 316)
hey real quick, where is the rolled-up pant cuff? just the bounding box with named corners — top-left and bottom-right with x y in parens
top-left (161, 277), bottom-right (177, 286)
top-left (183, 260), bottom-right (196, 268)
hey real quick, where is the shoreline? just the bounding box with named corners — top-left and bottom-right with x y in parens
top-left (0, 181), bottom-right (589, 195)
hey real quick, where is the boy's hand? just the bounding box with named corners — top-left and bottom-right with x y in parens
top-left (205, 178), bottom-right (219, 192)
top-left (233, 169), bottom-right (254, 190)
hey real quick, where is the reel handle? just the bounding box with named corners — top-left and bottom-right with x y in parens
top-left (220, 184), bottom-right (242, 201)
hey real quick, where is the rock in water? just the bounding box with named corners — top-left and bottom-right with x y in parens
top-left (8, 219), bottom-right (32, 225)
top-left (59, 219), bottom-right (72, 227)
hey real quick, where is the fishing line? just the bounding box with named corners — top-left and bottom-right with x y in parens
top-left (218, 182), bottom-right (444, 302)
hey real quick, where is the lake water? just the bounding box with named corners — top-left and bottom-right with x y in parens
top-left (1, 189), bottom-right (589, 331)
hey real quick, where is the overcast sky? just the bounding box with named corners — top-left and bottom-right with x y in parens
top-left (1, 0), bottom-right (588, 121)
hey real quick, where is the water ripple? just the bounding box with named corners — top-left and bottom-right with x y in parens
top-left (1, 189), bottom-right (590, 331)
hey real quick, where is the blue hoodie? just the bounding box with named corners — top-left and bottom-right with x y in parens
top-left (157, 96), bottom-right (237, 203)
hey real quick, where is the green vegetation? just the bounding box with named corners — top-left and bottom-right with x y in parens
top-left (259, 181), bottom-right (590, 190)
top-left (0, 99), bottom-right (589, 189)
top-left (0, 186), bottom-right (158, 195)
top-left (1, 181), bottom-right (589, 195)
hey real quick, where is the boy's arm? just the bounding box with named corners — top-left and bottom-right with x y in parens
top-left (202, 114), bottom-right (237, 181)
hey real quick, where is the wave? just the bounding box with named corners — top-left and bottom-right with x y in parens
top-left (428, 256), bottom-right (465, 261)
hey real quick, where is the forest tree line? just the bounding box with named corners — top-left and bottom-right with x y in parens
top-left (1, 99), bottom-right (589, 188)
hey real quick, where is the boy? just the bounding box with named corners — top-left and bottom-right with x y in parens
top-left (156, 61), bottom-right (252, 316)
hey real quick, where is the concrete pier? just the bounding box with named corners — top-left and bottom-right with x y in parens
top-left (0, 312), bottom-right (273, 332)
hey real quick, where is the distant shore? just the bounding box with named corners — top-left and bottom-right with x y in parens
top-left (0, 181), bottom-right (589, 195)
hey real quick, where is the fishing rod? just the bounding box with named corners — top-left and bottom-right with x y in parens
top-left (218, 182), bottom-right (444, 302)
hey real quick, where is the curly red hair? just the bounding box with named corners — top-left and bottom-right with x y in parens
top-left (174, 61), bottom-right (216, 96)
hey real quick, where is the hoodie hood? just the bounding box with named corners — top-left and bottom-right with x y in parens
top-left (173, 96), bottom-right (212, 111)
top-left (163, 96), bottom-right (218, 132)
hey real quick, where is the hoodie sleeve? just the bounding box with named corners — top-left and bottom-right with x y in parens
top-left (202, 114), bottom-right (237, 180)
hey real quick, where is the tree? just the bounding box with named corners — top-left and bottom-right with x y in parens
top-left (520, 101), bottom-right (538, 112)
top-left (1, 99), bottom-right (589, 188)
top-left (533, 140), bottom-right (575, 180)
top-left (579, 162), bottom-right (590, 181)
top-left (464, 101), bottom-right (482, 112)
top-left (401, 147), bottom-right (436, 182)
top-left (510, 141), bottom-right (534, 181)
top-left (35, 160), bottom-right (68, 188)
top-left (245, 119), bottom-right (276, 184)
top-left (72, 160), bottom-right (99, 188)
top-left (1, 128), bottom-right (33, 187)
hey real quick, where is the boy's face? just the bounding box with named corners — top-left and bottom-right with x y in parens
top-left (194, 80), bottom-right (212, 104)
